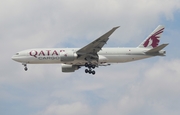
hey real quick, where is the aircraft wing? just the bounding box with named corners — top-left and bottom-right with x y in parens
top-left (76, 26), bottom-right (120, 59)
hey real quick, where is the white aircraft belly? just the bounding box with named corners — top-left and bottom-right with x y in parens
top-left (104, 55), bottom-right (151, 63)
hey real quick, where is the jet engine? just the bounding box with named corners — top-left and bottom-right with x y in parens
top-left (61, 64), bottom-right (80, 72)
top-left (60, 51), bottom-right (77, 62)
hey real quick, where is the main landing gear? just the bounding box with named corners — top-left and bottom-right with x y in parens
top-left (23, 63), bottom-right (28, 71)
top-left (84, 63), bottom-right (96, 75)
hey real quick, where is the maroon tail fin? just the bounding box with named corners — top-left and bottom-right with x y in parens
top-left (138, 25), bottom-right (165, 48)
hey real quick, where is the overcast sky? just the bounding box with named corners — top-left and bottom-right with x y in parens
top-left (1, 0), bottom-right (180, 115)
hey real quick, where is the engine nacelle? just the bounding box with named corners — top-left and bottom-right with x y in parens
top-left (60, 51), bottom-right (77, 62)
top-left (61, 64), bottom-right (79, 72)
top-left (98, 55), bottom-right (108, 63)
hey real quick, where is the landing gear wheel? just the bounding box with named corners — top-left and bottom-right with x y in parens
top-left (24, 67), bottom-right (28, 71)
top-left (92, 70), bottom-right (95, 75)
top-left (85, 69), bottom-right (89, 73)
top-left (84, 63), bottom-right (96, 75)
top-left (88, 69), bottom-right (92, 74)
top-left (23, 63), bottom-right (28, 71)
top-left (85, 63), bottom-right (88, 67)
top-left (92, 65), bottom-right (95, 69)
top-left (88, 64), bottom-right (92, 69)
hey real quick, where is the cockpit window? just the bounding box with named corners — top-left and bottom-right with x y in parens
top-left (16, 53), bottom-right (19, 55)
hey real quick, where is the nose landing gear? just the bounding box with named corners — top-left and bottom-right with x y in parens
top-left (84, 63), bottom-right (96, 75)
top-left (23, 64), bottom-right (28, 71)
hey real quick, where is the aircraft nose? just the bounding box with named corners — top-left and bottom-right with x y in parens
top-left (12, 55), bottom-right (16, 61)
top-left (12, 55), bottom-right (18, 61)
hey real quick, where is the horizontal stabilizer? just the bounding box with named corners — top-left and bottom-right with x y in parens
top-left (145, 44), bottom-right (168, 54)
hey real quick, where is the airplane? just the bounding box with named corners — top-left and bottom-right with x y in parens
top-left (12, 25), bottom-right (168, 75)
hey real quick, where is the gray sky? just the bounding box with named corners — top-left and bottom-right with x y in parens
top-left (1, 0), bottom-right (180, 115)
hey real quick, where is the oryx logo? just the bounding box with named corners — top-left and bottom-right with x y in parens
top-left (143, 28), bottom-right (164, 48)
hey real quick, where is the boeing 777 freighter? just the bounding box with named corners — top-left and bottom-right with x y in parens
top-left (12, 25), bottom-right (168, 75)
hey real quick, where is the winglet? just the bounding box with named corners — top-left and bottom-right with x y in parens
top-left (113, 26), bottom-right (120, 29)
top-left (102, 26), bottom-right (120, 38)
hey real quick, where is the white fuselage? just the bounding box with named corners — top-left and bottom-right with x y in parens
top-left (11, 25), bottom-right (167, 74)
top-left (12, 47), bottom-right (153, 65)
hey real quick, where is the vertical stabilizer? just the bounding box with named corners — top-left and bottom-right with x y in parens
top-left (138, 25), bottom-right (165, 48)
